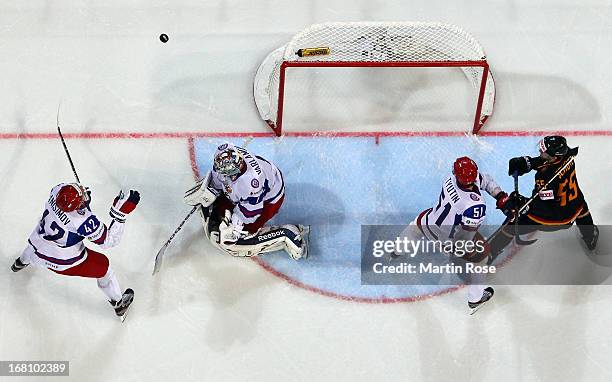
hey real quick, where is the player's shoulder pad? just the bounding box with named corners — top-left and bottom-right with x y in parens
top-left (246, 175), bottom-right (264, 195)
top-left (455, 190), bottom-right (483, 213)
top-left (241, 164), bottom-right (265, 191)
top-left (51, 183), bottom-right (64, 195)
top-left (477, 172), bottom-right (496, 188)
top-left (477, 172), bottom-right (487, 186)
top-left (461, 204), bottom-right (487, 227)
top-left (76, 214), bottom-right (102, 237)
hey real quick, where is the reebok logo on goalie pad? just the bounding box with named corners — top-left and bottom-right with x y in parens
top-left (257, 229), bottom-right (285, 242)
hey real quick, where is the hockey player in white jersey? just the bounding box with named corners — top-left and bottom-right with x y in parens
top-left (11, 183), bottom-right (140, 320)
top-left (184, 143), bottom-right (309, 259)
top-left (402, 157), bottom-right (516, 313)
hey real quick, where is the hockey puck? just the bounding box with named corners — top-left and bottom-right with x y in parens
top-left (159, 34), bottom-right (169, 43)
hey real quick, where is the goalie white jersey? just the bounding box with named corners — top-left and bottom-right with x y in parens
top-left (416, 173), bottom-right (502, 241)
top-left (26, 184), bottom-right (124, 271)
top-left (184, 144), bottom-right (307, 261)
top-left (210, 144), bottom-right (285, 227)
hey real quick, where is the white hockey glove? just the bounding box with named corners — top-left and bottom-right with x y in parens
top-left (219, 210), bottom-right (247, 245)
top-left (109, 190), bottom-right (140, 223)
top-left (184, 171), bottom-right (220, 207)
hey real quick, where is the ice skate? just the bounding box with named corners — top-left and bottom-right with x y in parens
top-left (11, 257), bottom-right (29, 273)
top-left (468, 287), bottom-right (494, 315)
top-left (582, 225), bottom-right (599, 251)
top-left (111, 288), bottom-right (135, 322)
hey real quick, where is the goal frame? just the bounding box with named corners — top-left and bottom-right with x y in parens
top-left (255, 22), bottom-right (496, 137)
top-left (273, 60), bottom-right (490, 136)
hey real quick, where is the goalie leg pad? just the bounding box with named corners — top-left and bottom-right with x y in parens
top-left (281, 224), bottom-right (309, 260)
top-left (218, 224), bottom-right (309, 260)
top-left (199, 205), bottom-right (230, 256)
top-left (200, 205), bottom-right (222, 242)
top-left (219, 226), bottom-right (288, 257)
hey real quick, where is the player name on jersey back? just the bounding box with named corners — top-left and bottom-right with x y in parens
top-left (444, 177), bottom-right (461, 204)
top-left (48, 193), bottom-right (71, 226)
top-left (419, 175), bottom-right (487, 240)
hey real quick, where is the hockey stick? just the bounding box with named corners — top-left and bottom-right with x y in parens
top-left (153, 137), bottom-right (258, 275)
top-left (487, 155), bottom-right (576, 263)
top-left (512, 171), bottom-right (538, 246)
top-left (152, 137), bottom-right (256, 275)
top-left (56, 103), bottom-right (81, 183)
top-left (152, 205), bottom-right (198, 275)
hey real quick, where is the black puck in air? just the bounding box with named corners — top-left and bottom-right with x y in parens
top-left (159, 34), bottom-right (169, 43)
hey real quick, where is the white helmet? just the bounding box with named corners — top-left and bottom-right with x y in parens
top-left (213, 143), bottom-right (244, 177)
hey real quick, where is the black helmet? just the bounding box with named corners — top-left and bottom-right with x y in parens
top-left (538, 136), bottom-right (569, 157)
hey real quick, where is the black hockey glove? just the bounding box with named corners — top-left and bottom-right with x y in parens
top-left (508, 156), bottom-right (535, 176)
top-left (509, 153), bottom-right (562, 176)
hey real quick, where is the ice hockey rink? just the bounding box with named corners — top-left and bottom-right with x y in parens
top-left (1, 1), bottom-right (612, 381)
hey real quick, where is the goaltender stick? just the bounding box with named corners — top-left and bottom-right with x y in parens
top-left (184, 143), bottom-right (309, 260)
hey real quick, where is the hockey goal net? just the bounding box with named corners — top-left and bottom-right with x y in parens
top-left (253, 22), bottom-right (495, 136)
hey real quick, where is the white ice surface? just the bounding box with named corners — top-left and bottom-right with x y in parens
top-left (1, 1), bottom-right (612, 381)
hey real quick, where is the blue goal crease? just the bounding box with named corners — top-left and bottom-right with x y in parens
top-left (193, 136), bottom-right (540, 300)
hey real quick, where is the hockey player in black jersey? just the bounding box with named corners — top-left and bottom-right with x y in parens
top-left (489, 135), bottom-right (599, 257)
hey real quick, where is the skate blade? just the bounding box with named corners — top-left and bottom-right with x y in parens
top-left (118, 303), bottom-right (133, 323)
top-left (119, 309), bottom-right (129, 323)
top-left (468, 301), bottom-right (490, 315)
top-left (117, 289), bottom-right (135, 323)
top-left (469, 305), bottom-right (482, 315)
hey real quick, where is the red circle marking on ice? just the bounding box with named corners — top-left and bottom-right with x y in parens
top-left (186, 135), bottom-right (530, 303)
top-left (1, 129), bottom-right (593, 302)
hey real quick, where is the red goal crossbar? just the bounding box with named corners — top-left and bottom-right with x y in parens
top-left (272, 60), bottom-right (490, 136)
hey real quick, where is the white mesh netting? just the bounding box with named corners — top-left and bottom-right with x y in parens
top-left (285, 22), bottom-right (486, 63)
top-left (254, 22), bottom-right (495, 134)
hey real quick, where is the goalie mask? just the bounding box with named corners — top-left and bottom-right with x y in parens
top-left (213, 143), bottom-right (245, 177)
top-left (56, 183), bottom-right (90, 212)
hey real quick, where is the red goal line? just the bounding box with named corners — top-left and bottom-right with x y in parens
top-left (0, 130), bottom-right (611, 140)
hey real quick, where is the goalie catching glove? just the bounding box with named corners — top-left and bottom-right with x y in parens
top-left (109, 190), bottom-right (141, 223)
top-left (184, 171), bottom-right (219, 208)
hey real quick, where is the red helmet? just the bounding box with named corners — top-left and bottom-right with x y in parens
top-left (453, 157), bottom-right (478, 186)
top-left (56, 183), bottom-right (88, 212)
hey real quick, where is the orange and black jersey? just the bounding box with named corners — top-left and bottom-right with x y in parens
top-left (527, 155), bottom-right (587, 225)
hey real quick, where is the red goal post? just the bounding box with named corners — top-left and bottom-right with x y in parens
top-left (254, 22), bottom-right (496, 136)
